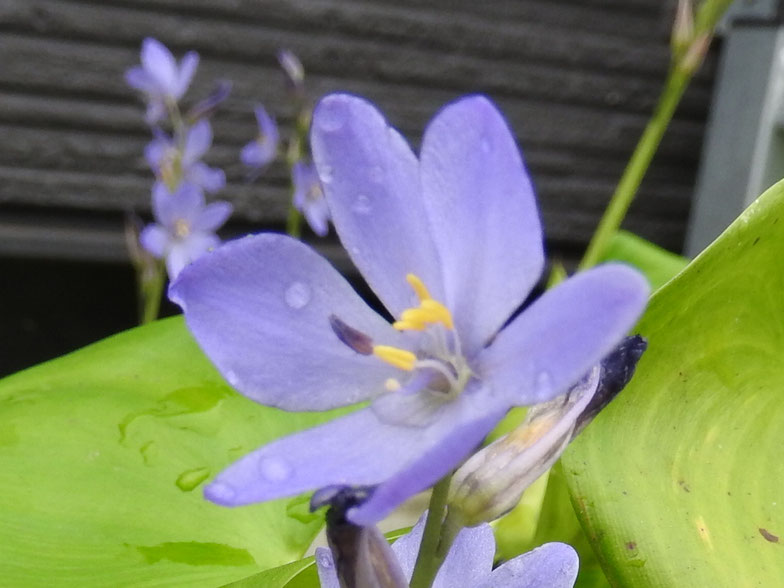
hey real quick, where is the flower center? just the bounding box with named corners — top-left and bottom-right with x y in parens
top-left (174, 218), bottom-right (191, 239)
top-left (372, 274), bottom-right (472, 398)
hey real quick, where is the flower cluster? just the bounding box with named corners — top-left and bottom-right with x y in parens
top-left (126, 38), bottom-right (232, 280)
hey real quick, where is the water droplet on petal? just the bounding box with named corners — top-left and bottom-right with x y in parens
top-left (285, 281), bottom-right (311, 309)
top-left (316, 549), bottom-right (333, 569)
top-left (205, 481), bottom-right (236, 504)
top-left (320, 164), bottom-right (334, 184)
top-left (352, 194), bottom-right (372, 215)
top-left (318, 101), bottom-right (346, 132)
top-left (535, 371), bottom-right (553, 399)
top-left (258, 456), bottom-right (293, 482)
top-left (480, 136), bottom-right (492, 153)
top-left (225, 370), bottom-right (239, 387)
top-left (368, 165), bottom-right (384, 182)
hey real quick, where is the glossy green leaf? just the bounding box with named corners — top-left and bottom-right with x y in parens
top-left (0, 317), bottom-right (341, 587)
top-left (220, 556), bottom-right (318, 587)
top-left (601, 230), bottom-right (688, 290)
top-left (564, 181), bottom-right (784, 585)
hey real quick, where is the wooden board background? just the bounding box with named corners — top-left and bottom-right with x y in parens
top-left (0, 0), bottom-right (716, 372)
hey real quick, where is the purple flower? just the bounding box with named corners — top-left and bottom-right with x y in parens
top-left (277, 49), bottom-right (305, 92)
top-left (292, 160), bottom-right (331, 236)
top-left (145, 120), bottom-right (225, 193)
top-left (125, 38), bottom-right (199, 125)
top-left (169, 94), bottom-right (649, 525)
top-left (240, 105), bottom-right (279, 169)
top-left (316, 511), bottom-right (579, 588)
top-left (140, 182), bottom-right (232, 279)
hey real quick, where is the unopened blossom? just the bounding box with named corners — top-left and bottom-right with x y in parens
top-left (449, 335), bottom-right (647, 526)
top-left (316, 508), bottom-right (579, 588)
top-left (240, 105), bottom-right (279, 169)
top-left (140, 182), bottom-right (231, 279)
top-left (125, 37), bottom-right (199, 125)
top-left (170, 94), bottom-right (649, 525)
top-left (277, 49), bottom-right (305, 93)
top-left (292, 160), bottom-right (331, 236)
top-left (145, 120), bottom-right (225, 193)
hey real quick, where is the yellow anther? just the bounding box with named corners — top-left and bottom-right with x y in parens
top-left (373, 345), bottom-right (417, 371)
top-left (401, 307), bottom-right (439, 327)
top-left (384, 378), bottom-right (402, 391)
top-left (421, 299), bottom-right (454, 330)
top-left (406, 273), bottom-right (431, 302)
top-left (393, 320), bottom-right (426, 331)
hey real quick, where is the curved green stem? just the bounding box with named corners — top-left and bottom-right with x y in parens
top-left (409, 476), bottom-right (452, 588)
top-left (140, 263), bottom-right (166, 325)
top-left (578, 66), bottom-right (691, 271)
top-left (286, 204), bottom-right (303, 239)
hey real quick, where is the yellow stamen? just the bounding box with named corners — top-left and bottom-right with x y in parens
top-left (373, 345), bottom-right (416, 371)
top-left (421, 299), bottom-right (454, 330)
top-left (384, 378), bottom-right (402, 391)
top-left (392, 320), bottom-right (426, 331)
top-left (406, 273), bottom-right (431, 302)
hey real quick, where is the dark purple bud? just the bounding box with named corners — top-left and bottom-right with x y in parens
top-left (329, 315), bottom-right (374, 355)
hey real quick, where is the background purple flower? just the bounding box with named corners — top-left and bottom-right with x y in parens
top-left (292, 161), bottom-right (330, 236)
top-left (145, 120), bottom-right (225, 193)
top-left (125, 37), bottom-right (199, 125)
top-left (170, 94), bottom-right (648, 525)
top-left (140, 182), bottom-right (231, 279)
top-left (240, 105), bottom-right (279, 169)
top-left (316, 512), bottom-right (579, 588)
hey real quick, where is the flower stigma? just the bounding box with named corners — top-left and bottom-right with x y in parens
top-left (174, 218), bottom-right (191, 239)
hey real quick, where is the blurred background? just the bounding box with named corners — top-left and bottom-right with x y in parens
top-left (0, 0), bottom-right (759, 375)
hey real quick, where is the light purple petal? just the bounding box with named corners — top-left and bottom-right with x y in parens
top-left (187, 162), bottom-right (225, 193)
top-left (203, 387), bottom-right (505, 513)
top-left (420, 96), bottom-right (544, 354)
top-left (240, 141), bottom-right (271, 168)
top-left (479, 264), bottom-right (649, 406)
top-left (145, 100), bottom-right (168, 126)
top-left (183, 120), bottom-right (212, 165)
top-left (140, 38), bottom-right (179, 96)
top-left (254, 105), bottom-right (279, 142)
top-left (175, 51), bottom-right (199, 98)
top-left (125, 66), bottom-right (155, 93)
top-left (315, 548), bottom-right (341, 588)
top-left (145, 135), bottom-right (170, 171)
top-left (392, 513), bottom-right (495, 587)
top-left (170, 233), bottom-right (404, 411)
top-left (139, 224), bottom-right (169, 258)
top-left (166, 242), bottom-right (192, 280)
top-left (153, 183), bottom-right (205, 228)
top-left (303, 196), bottom-right (331, 237)
top-left (311, 93), bottom-right (444, 318)
top-left (480, 542), bottom-right (578, 588)
top-left (192, 201), bottom-right (232, 232)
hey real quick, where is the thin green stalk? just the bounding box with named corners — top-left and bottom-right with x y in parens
top-left (141, 263), bottom-right (165, 324)
top-left (578, 66), bottom-right (691, 271)
top-left (409, 476), bottom-right (452, 588)
top-left (286, 204), bottom-right (303, 239)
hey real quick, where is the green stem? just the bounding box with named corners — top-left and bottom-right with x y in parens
top-left (409, 476), bottom-right (452, 588)
top-left (577, 66), bottom-right (691, 271)
top-left (286, 204), bottom-right (303, 239)
top-left (141, 263), bottom-right (166, 325)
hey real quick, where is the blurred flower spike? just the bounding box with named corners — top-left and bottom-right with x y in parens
top-left (145, 120), bottom-right (225, 193)
top-left (125, 37), bottom-right (199, 125)
top-left (449, 335), bottom-right (647, 526)
top-left (277, 48), bottom-right (305, 92)
top-left (141, 183), bottom-right (232, 279)
top-left (292, 160), bottom-right (331, 236)
top-left (315, 500), bottom-right (579, 588)
top-left (169, 93), bottom-right (649, 525)
top-left (240, 105), bottom-right (280, 169)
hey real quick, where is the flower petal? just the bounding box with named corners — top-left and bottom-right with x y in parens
top-left (125, 67), bottom-right (155, 94)
top-left (420, 96), bottom-right (544, 353)
top-left (153, 182), bottom-right (205, 227)
top-left (480, 542), bottom-right (579, 588)
top-left (311, 93), bottom-right (444, 317)
top-left (140, 38), bottom-right (178, 96)
top-left (183, 120), bottom-right (212, 164)
top-left (187, 162), bottom-right (225, 193)
top-left (166, 241), bottom-right (193, 280)
top-left (169, 233), bottom-right (403, 411)
top-left (175, 50), bottom-right (199, 99)
top-left (192, 201), bottom-right (232, 232)
top-left (139, 224), bottom-right (168, 258)
top-left (478, 264), bottom-right (649, 406)
top-left (303, 195), bottom-right (331, 237)
top-left (391, 513), bottom-right (495, 587)
top-left (315, 548), bottom-right (341, 588)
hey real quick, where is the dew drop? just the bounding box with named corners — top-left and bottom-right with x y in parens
top-left (284, 281), bottom-right (311, 309)
top-left (205, 481), bottom-right (236, 503)
top-left (225, 370), bottom-right (239, 387)
top-left (352, 194), bottom-right (372, 214)
top-left (176, 467), bottom-right (211, 492)
top-left (368, 165), bottom-right (384, 182)
top-left (259, 456), bottom-right (293, 482)
top-left (318, 101), bottom-right (346, 132)
top-left (535, 371), bottom-right (553, 399)
top-left (480, 136), bottom-right (492, 153)
top-left (319, 164), bottom-right (334, 184)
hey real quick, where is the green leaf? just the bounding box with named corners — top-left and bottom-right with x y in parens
top-left (219, 556), bottom-right (318, 587)
top-left (564, 181), bottom-right (784, 585)
top-left (600, 230), bottom-right (688, 291)
top-left (0, 316), bottom-right (343, 587)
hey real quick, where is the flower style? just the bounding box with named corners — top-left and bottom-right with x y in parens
top-left (125, 37), bottom-right (199, 125)
top-left (292, 160), bottom-right (331, 236)
top-left (240, 105), bottom-right (280, 169)
top-left (145, 120), bottom-right (225, 193)
top-left (169, 94), bottom-right (649, 525)
top-left (316, 510), bottom-right (579, 588)
top-left (140, 182), bottom-right (232, 279)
